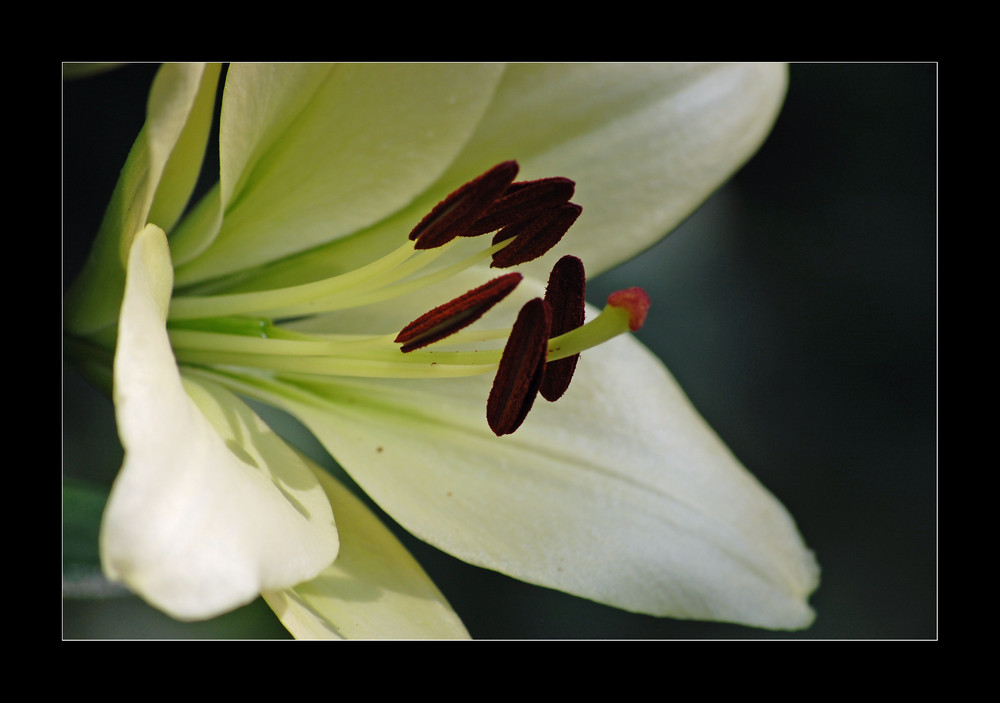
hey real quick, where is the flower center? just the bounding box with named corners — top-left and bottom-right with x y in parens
top-left (167, 161), bottom-right (649, 435)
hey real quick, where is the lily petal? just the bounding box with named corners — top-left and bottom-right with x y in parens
top-left (446, 62), bottom-right (790, 280)
top-left (221, 63), bottom-right (788, 295)
top-left (65, 63), bottom-right (220, 336)
top-left (172, 63), bottom-right (506, 286)
top-left (252, 272), bottom-right (818, 630)
top-left (263, 466), bottom-right (470, 639)
top-left (101, 224), bottom-right (338, 620)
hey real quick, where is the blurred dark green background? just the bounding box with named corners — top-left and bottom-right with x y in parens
top-left (63, 63), bottom-right (937, 639)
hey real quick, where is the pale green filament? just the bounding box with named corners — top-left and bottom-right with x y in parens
top-left (168, 236), bottom-right (505, 321)
top-left (282, 239), bottom-right (507, 317)
top-left (165, 221), bottom-right (638, 385)
top-left (169, 301), bottom-right (636, 381)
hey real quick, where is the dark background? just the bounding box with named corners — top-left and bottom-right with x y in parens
top-left (63, 63), bottom-right (937, 639)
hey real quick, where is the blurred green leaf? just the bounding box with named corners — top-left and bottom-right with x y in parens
top-left (63, 480), bottom-right (128, 598)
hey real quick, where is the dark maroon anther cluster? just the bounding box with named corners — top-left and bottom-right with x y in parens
top-left (409, 161), bottom-right (519, 250)
top-left (399, 161), bottom-right (591, 436)
top-left (486, 254), bottom-right (587, 436)
top-left (490, 203), bottom-right (581, 269)
top-left (408, 160), bottom-right (580, 268)
top-left (465, 176), bottom-right (576, 239)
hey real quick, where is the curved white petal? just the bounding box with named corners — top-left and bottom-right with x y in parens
top-left (173, 63), bottom-right (506, 285)
top-left (446, 62), bottom-right (789, 280)
top-left (263, 466), bottom-right (469, 640)
top-left (101, 224), bottom-right (338, 620)
top-left (255, 276), bottom-right (819, 630)
top-left (147, 63), bottom-right (223, 235)
top-left (65, 63), bottom-right (220, 335)
top-left (226, 63), bottom-right (788, 295)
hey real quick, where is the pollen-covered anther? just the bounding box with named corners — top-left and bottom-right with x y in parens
top-left (607, 287), bottom-right (651, 331)
top-left (395, 273), bottom-right (523, 353)
top-left (540, 255), bottom-right (587, 401)
top-left (487, 298), bottom-right (552, 436)
top-left (490, 203), bottom-right (583, 269)
top-left (409, 161), bottom-right (520, 250)
top-left (462, 177), bottom-right (576, 239)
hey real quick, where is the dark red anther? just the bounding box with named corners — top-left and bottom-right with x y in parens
top-left (486, 298), bottom-right (552, 436)
top-left (461, 177), bottom-right (576, 238)
top-left (540, 256), bottom-right (586, 401)
top-left (395, 273), bottom-right (523, 352)
top-left (409, 161), bottom-right (520, 249)
top-left (490, 203), bottom-right (582, 269)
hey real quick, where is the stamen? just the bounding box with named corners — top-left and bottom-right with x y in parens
top-left (490, 203), bottom-right (582, 268)
top-left (462, 177), bottom-right (575, 238)
top-left (164, 159), bottom-right (652, 435)
top-left (540, 256), bottom-right (586, 401)
top-left (487, 298), bottom-right (552, 436)
top-left (410, 161), bottom-right (520, 250)
top-left (395, 273), bottom-right (523, 352)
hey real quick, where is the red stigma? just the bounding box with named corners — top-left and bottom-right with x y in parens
top-left (607, 287), bottom-right (650, 331)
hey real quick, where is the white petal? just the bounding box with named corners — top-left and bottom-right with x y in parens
top-left (65, 63), bottom-right (220, 335)
top-left (101, 224), bottom-right (338, 620)
top-left (260, 274), bottom-right (818, 630)
top-left (147, 63), bottom-right (223, 235)
top-left (263, 466), bottom-right (469, 640)
top-left (448, 62), bottom-right (790, 279)
top-left (173, 63), bottom-right (506, 285)
top-left (234, 63), bottom-right (788, 295)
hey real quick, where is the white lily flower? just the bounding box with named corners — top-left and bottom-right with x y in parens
top-left (64, 62), bottom-right (819, 637)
